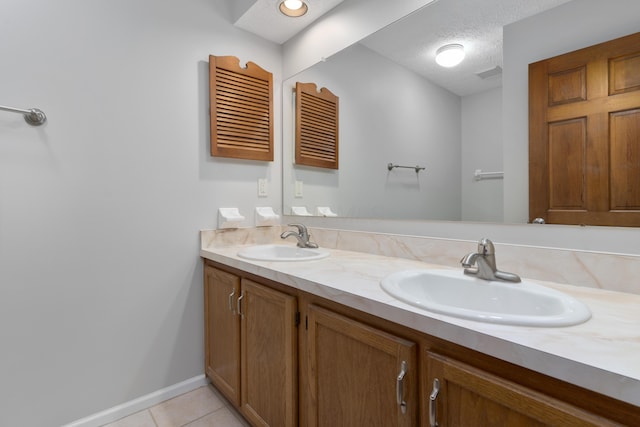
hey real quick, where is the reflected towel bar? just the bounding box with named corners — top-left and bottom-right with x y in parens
top-left (388, 163), bottom-right (426, 173)
top-left (0, 104), bottom-right (47, 126)
top-left (474, 169), bottom-right (503, 180)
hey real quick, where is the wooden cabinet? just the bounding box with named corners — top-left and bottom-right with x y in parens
top-left (204, 264), bottom-right (297, 427)
top-left (425, 352), bottom-right (622, 427)
top-left (240, 278), bottom-right (297, 427)
top-left (304, 304), bottom-right (417, 427)
top-left (204, 260), bottom-right (636, 427)
top-left (204, 266), bottom-right (240, 405)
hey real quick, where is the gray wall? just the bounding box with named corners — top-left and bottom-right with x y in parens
top-left (461, 87), bottom-right (503, 222)
top-left (0, 0), bottom-right (281, 425)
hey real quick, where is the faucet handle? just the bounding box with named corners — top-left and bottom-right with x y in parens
top-left (478, 238), bottom-right (495, 255)
top-left (287, 223), bottom-right (307, 234)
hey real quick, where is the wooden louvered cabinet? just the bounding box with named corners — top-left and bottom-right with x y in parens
top-left (204, 263), bottom-right (297, 427)
top-left (295, 82), bottom-right (339, 169)
top-left (209, 55), bottom-right (274, 161)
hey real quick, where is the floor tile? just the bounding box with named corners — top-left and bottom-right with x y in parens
top-left (149, 386), bottom-right (226, 427)
top-left (102, 409), bottom-right (156, 427)
top-left (184, 407), bottom-right (250, 427)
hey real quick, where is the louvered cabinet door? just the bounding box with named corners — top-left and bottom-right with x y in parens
top-left (209, 55), bottom-right (274, 161)
top-left (295, 82), bottom-right (339, 169)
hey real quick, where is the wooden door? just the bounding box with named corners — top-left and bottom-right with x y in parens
top-left (529, 31), bottom-right (640, 226)
top-left (306, 304), bottom-right (417, 427)
top-left (426, 352), bottom-right (620, 427)
top-left (240, 279), bottom-right (298, 427)
top-left (204, 265), bottom-right (241, 406)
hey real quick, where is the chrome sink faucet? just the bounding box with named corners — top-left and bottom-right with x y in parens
top-left (281, 223), bottom-right (319, 248)
top-left (461, 238), bottom-right (521, 283)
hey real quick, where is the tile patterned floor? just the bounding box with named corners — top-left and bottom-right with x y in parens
top-left (103, 385), bottom-right (250, 427)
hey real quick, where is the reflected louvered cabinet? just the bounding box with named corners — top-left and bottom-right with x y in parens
top-left (209, 55), bottom-right (274, 161)
top-left (295, 82), bottom-right (339, 169)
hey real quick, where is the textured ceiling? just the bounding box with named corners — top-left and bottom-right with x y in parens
top-left (360, 0), bottom-right (572, 96)
top-left (234, 0), bottom-right (345, 44)
top-left (234, 0), bottom-right (573, 95)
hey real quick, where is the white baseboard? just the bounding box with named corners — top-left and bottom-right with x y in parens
top-left (61, 374), bottom-right (209, 427)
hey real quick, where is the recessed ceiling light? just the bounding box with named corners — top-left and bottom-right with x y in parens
top-left (435, 44), bottom-right (465, 67)
top-left (279, 0), bottom-right (309, 17)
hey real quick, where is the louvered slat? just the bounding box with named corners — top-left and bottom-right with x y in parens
top-left (295, 82), bottom-right (339, 169)
top-left (209, 55), bottom-right (273, 161)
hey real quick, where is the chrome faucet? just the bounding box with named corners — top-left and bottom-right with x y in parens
top-left (460, 238), bottom-right (521, 283)
top-left (280, 223), bottom-right (318, 248)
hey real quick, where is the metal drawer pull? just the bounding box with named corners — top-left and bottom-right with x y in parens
top-left (228, 288), bottom-right (236, 312)
top-left (429, 378), bottom-right (440, 427)
top-left (236, 291), bottom-right (245, 318)
top-left (396, 361), bottom-right (408, 414)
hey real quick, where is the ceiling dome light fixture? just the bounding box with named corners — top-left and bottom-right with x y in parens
top-left (279, 0), bottom-right (309, 17)
top-left (435, 44), bottom-right (465, 67)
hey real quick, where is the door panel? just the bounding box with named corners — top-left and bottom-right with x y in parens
top-left (240, 279), bottom-right (297, 427)
top-left (610, 109), bottom-right (640, 209)
top-left (204, 266), bottom-right (241, 406)
top-left (426, 352), bottom-right (620, 427)
top-left (306, 304), bottom-right (417, 427)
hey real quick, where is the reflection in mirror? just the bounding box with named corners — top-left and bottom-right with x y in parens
top-left (284, 43), bottom-right (464, 220)
top-left (294, 82), bottom-right (339, 170)
top-left (283, 0), bottom-right (571, 222)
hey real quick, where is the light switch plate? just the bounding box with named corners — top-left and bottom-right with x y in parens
top-left (295, 180), bottom-right (303, 198)
top-left (258, 178), bottom-right (268, 197)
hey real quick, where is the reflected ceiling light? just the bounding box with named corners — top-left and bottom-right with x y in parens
top-left (279, 0), bottom-right (309, 17)
top-left (435, 44), bottom-right (465, 67)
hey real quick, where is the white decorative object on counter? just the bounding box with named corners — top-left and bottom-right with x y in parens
top-left (316, 206), bottom-right (337, 217)
top-left (291, 206), bottom-right (312, 216)
top-left (218, 208), bottom-right (245, 229)
top-left (255, 207), bottom-right (280, 227)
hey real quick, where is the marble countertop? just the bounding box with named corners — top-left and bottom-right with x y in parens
top-left (200, 244), bottom-right (640, 407)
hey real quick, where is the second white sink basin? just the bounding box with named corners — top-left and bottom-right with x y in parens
top-left (237, 244), bottom-right (329, 262)
top-left (380, 269), bottom-right (591, 327)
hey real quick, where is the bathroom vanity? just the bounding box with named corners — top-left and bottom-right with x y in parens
top-left (201, 235), bottom-right (640, 426)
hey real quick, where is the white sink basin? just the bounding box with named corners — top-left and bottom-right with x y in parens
top-left (237, 244), bottom-right (329, 262)
top-left (380, 269), bottom-right (591, 327)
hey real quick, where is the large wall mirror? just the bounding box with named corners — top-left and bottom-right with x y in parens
top-left (282, 0), bottom-right (640, 225)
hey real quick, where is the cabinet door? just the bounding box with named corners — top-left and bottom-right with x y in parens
top-left (204, 265), bottom-right (241, 406)
top-left (426, 352), bottom-right (621, 427)
top-left (240, 279), bottom-right (298, 427)
top-left (306, 304), bottom-right (417, 427)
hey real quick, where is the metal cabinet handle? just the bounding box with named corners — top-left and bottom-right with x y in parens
top-left (429, 378), bottom-right (440, 427)
top-left (396, 361), bottom-right (408, 414)
top-left (228, 288), bottom-right (236, 313)
top-left (236, 291), bottom-right (245, 318)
